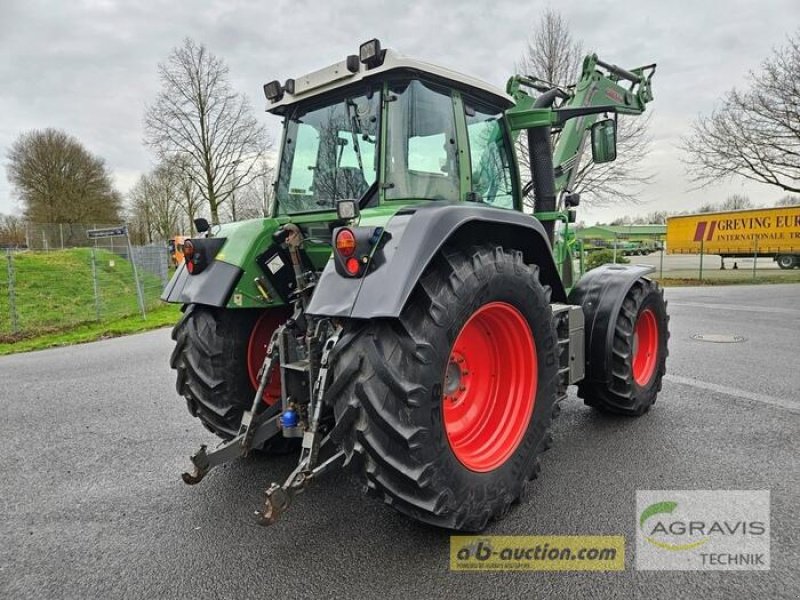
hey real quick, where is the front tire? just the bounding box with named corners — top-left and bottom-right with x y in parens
top-left (328, 246), bottom-right (560, 530)
top-left (577, 278), bottom-right (669, 415)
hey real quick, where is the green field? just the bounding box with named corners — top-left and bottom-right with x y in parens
top-left (0, 248), bottom-right (171, 343)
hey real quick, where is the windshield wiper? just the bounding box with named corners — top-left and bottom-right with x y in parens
top-left (345, 99), bottom-right (365, 177)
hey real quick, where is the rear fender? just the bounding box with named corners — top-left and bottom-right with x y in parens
top-left (161, 259), bottom-right (243, 307)
top-left (306, 202), bottom-right (566, 319)
top-left (567, 264), bottom-right (655, 385)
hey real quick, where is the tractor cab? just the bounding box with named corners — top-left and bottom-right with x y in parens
top-left (264, 40), bottom-right (521, 216)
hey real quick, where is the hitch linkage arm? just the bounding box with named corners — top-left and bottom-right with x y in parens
top-left (255, 326), bottom-right (344, 526)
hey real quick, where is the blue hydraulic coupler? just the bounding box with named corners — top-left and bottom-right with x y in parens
top-left (280, 409), bottom-right (299, 429)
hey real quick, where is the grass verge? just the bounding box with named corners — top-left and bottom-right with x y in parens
top-left (0, 303), bottom-right (180, 356)
top-left (0, 248), bottom-right (165, 337)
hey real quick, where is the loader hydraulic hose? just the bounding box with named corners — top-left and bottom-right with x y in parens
top-left (528, 89), bottom-right (559, 245)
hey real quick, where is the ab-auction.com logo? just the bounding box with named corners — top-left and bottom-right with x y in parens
top-left (636, 490), bottom-right (770, 570)
top-left (449, 536), bottom-right (625, 571)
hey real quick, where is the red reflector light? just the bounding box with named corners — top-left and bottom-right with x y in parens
top-left (345, 257), bottom-right (361, 275)
top-left (335, 229), bottom-right (356, 257)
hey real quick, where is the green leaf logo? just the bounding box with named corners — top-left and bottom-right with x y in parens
top-left (639, 501), bottom-right (677, 528)
top-left (640, 501), bottom-right (708, 551)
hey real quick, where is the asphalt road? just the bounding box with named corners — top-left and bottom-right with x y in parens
top-left (1, 284), bottom-right (798, 599)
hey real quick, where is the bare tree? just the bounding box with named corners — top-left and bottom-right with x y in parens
top-left (225, 158), bottom-right (276, 221)
top-left (127, 175), bottom-right (152, 244)
top-left (0, 214), bottom-right (26, 247)
top-left (601, 210), bottom-right (667, 225)
top-left (609, 216), bottom-right (631, 226)
top-left (682, 31), bottom-right (800, 194)
top-left (719, 193), bottom-right (753, 211)
top-left (696, 202), bottom-right (719, 214)
top-left (165, 153), bottom-right (204, 233)
top-left (775, 194), bottom-right (800, 206)
top-left (516, 8), bottom-right (583, 87)
top-left (644, 210), bottom-right (668, 224)
top-left (144, 38), bottom-right (269, 225)
top-left (6, 128), bottom-right (122, 223)
top-left (567, 114), bottom-right (653, 206)
top-left (516, 10), bottom-right (654, 208)
top-left (127, 161), bottom-right (186, 243)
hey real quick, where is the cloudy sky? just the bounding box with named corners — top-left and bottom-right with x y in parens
top-left (1, 0), bottom-right (798, 224)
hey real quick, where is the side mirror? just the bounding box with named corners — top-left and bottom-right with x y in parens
top-left (590, 118), bottom-right (617, 164)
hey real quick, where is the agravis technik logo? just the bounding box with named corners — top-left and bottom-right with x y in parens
top-left (636, 490), bottom-right (770, 571)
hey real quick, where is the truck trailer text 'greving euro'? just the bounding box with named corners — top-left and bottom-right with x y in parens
top-left (667, 206), bottom-right (800, 268)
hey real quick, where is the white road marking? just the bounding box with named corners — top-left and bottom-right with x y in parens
top-left (664, 374), bottom-right (800, 413)
top-left (669, 301), bottom-right (800, 316)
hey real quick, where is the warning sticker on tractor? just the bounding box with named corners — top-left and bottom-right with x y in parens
top-left (266, 255), bottom-right (284, 274)
top-left (450, 535), bottom-right (624, 571)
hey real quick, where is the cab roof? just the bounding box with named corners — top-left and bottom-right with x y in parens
top-left (265, 48), bottom-right (514, 115)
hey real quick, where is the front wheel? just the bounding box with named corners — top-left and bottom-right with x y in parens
top-left (577, 278), bottom-right (669, 415)
top-left (328, 245), bottom-right (560, 531)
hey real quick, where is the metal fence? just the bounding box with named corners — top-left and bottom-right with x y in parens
top-left (3, 222), bottom-right (145, 251)
top-left (0, 245), bottom-right (169, 339)
top-left (586, 242), bottom-right (797, 281)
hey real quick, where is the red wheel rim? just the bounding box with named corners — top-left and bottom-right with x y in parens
top-left (247, 312), bottom-right (285, 405)
top-left (632, 308), bottom-right (658, 386)
top-left (442, 302), bottom-right (537, 472)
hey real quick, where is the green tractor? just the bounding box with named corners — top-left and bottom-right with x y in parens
top-left (163, 39), bottom-right (668, 530)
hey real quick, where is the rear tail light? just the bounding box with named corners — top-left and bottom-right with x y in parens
top-left (335, 229), bottom-right (357, 257)
top-left (345, 257), bottom-right (361, 275)
top-left (181, 237), bottom-right (225, 275)
top-left (332, 226), bottom-right (386, 278)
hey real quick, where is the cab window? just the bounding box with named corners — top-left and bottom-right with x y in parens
top-left (385, 79), bottom-right (460, 201)
top-left (465, 103), bottom-right (514, 209)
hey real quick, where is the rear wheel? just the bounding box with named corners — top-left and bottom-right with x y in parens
top-left (170, 304), bottom-right (297, 453)
top-left (577, 278), bottom-right (669, 415)
top-left (328, 245), bottom-right (560, 530)
top-left (776, 255), bottom-right (796, 269)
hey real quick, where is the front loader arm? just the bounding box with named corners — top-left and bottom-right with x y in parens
top-left (552, 55), bottom-right (655, 196)
top-left (506, 54), bottom-right (656, 199)
top-left (504, 54), bottom-right (655, 289)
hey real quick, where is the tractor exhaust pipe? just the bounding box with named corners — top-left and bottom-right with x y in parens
top-left (527, 89), bottom-right (561, 246)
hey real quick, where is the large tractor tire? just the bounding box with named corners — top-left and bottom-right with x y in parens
top-left (328, 245), bottom-right (560, 530)
top-left (170, 304), bottom-right (297, 453)
top-left (577, 278), bottom-right (669, 416)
